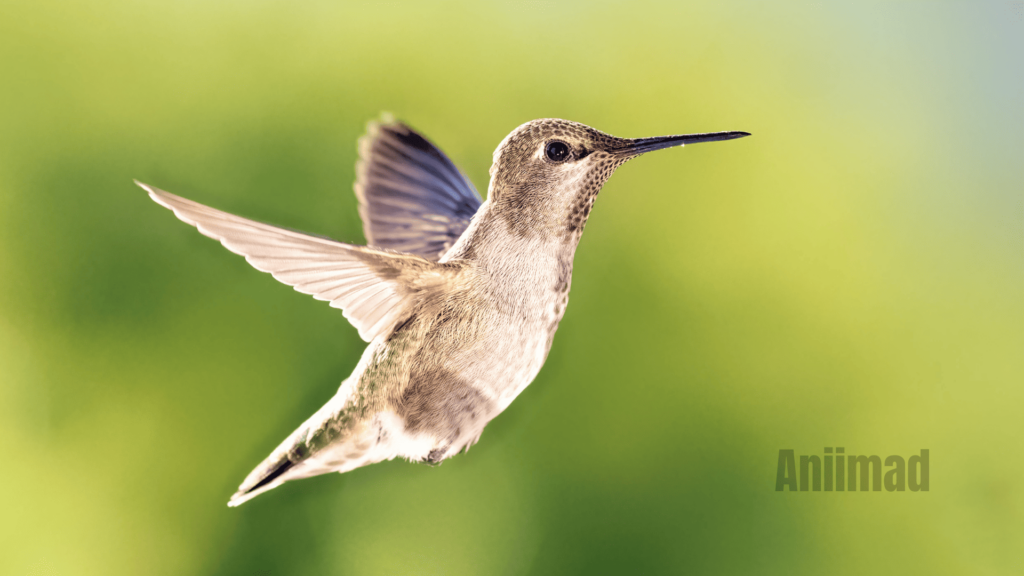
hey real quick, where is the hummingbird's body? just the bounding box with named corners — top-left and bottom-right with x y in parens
top-left (139, 117), bottom-right (748, 506)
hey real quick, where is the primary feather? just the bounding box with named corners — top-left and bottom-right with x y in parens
top-left (354, 114), bottom-right (482, 260)
top-left (139, 181), bottom-right (447, 342)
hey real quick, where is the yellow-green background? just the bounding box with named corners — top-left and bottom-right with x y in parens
top-left (1, 1), bottom-right (1021, 574)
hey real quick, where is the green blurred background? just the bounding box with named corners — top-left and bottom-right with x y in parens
top-left (1, 1), bottom-right (1021, 574)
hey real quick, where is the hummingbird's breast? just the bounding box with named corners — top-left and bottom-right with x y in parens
top-left (348, 207), bottom-right (580, 462)
top-left (445, 228), bottom-right (575, 409)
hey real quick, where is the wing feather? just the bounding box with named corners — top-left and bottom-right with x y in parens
top-left (354, 115), bottom-right (482, 260)
top-left (139, 181), bottom-right (452, 342)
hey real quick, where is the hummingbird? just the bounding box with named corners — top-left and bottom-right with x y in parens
top-left (138, 116), bottom-right (749, 506)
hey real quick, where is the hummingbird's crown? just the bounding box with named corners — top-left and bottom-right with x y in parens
top-left (486, 119), bottom-right (630, 240)
top-left (489, 118), bottom-right (622, 186)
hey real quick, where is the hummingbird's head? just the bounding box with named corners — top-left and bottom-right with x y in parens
top-left (487, 118), bottom-right (748, 241)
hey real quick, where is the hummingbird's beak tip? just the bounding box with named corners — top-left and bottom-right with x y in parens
top-left (617, 130), bottom-right (752, 156)
top-left (706, 131), bottom-right (751, 142)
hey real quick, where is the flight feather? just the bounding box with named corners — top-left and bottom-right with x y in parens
top-left (138, 181), bottom-right (451, 342)
top-left (354, 115), bottom-right (482, 260)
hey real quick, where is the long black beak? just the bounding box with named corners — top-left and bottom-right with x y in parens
top-left (613, 131), bottom-right (750, 156)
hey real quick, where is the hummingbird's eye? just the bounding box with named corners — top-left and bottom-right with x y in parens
top-left (545, 141), bottom-right (571, 163)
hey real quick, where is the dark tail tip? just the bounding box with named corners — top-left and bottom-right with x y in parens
top-left (248, 458), bottom-right (295, 494)
top-left (228, 458), bottom-right (296, 507)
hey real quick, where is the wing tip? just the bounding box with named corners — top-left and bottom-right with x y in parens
top-left (135, 179), bottom-right (183, 213)
top-left (359, 112), bottom-right (405, 149)
top-left (134, 179), bottom-right (158, 200)
top-left (377, 110), bottom-right (398, 127)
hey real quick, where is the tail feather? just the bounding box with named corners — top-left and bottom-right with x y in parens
top-left (227, 456), bottom-right (297, 507)
top-left (227, 397), bottom-right (387, 507)
top-left (227, 407), bottom-right (326, 507)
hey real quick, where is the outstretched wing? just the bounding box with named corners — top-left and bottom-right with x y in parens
top-left (139, 181), bottom-right (451, 342)
top-left (354, 115), bottom-right (482, 260)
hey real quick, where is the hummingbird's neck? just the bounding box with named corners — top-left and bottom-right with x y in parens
top-left (441, 200), bottom-right (579, 272)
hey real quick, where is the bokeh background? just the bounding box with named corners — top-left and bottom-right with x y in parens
top-left (1, 1), bottom-right (1021, 574)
